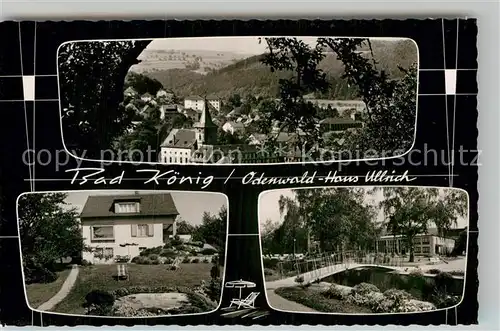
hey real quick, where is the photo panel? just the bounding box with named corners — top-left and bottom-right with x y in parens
top-left (57, 36), bottom-right (418, 165)
top-left (17, 190), bottom-right (228, 318)
top-left (259, 186), bottom-right (469, 314)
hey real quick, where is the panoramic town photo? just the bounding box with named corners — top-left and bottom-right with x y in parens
top-left (58, 36), bottom-right (418, 164)
top-left (18, 190), bottom-right (227, 317)
top-left (259, 187), bottom-right (468, 314)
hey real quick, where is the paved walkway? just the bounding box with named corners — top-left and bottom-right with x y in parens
top-left (37, 264), bottom-right (79, 311)
top-left (266, 290), bottom-right (318, 312)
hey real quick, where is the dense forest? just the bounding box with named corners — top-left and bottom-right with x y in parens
top-left (141, 39), bottom-right (417, 100)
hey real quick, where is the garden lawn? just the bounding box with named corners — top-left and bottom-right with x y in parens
top-left (275, 286), bottom-right (372, 314)
top-left (26, 268), bottom-right (72, 309)
top-left (52, 263), bottom-right (214, 315)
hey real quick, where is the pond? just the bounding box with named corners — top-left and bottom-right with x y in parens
top-left (323, 267), bottom-right (464, 302)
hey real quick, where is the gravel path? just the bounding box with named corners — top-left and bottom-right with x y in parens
top-left (37, 265), bottom-right (79, 311)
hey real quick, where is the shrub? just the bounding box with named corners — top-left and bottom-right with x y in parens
top-left (80, 259), bottom-right (92, 266)
top-left (431, 289), bottom-right (461, 308)
top-left (182, 257), bottom-right (190, 264)
top-left (206, 278), bottom-right (222, 302)
top-left (294, 275), bottom-right (304, 285)
top-left (448, 270), bottom-right (465, 277)
top-left (210, 264), bottom-right (221, 279)
top-left (434, 271), bottom-right (454, 291)
top-left (352, 283), bottom-right (381, 295)
top-left (190, 241), bottom-right (205, 248)
top-left (23, 259), bottom-right (57, 284)
top-left (84, 290), bottom-right (115, 308)
top-left (152, 259), bottom-right (160, 265)
top-left (323, 285), bottom-right (347, 300)
top-left (160, 249), bottom-right (177, 258)
top-left (428, 268), bottom-right (441, 274)
top-left (192, 258), bottom-right (200, 263)
top-left (200, 248), bottom-right (218, 255)
top-left (263, 258), bottom-right (280, 269)
top-left (163, 241), bottom-right (172, 249)
top-left (370, 289), bottom-right (416, 313)
top-left (409, 268), bottom-right (424, 277)
top-left (171, 235), bottom-right (183, 246)
top-left (264, 268), bottom-right (274, 276)
top-left (202, 258), bottom-right (210, 263)
top-left (149, 254), bottom-right (159, 261)
top-left (142, 258), bottom-right (152, 265)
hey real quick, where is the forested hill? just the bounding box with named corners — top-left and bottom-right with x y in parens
top-left (143, 39), bottom-right (417, 100)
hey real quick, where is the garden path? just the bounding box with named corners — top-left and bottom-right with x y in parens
top-left (266, 290), bottom-right (318, 312)
top-left (37, 264), bottom-right (79, 311)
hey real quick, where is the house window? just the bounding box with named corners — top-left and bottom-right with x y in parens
top-left (95, 247), bottom-right (114, 258)
top-left (91, 225), bottom-right (114, 242)
top-left (422, 246), bottom-right (430, 254)
top-left (116, 202), bottom-right (140, 213)
top-left (131, 224), bottom-right (154, 237)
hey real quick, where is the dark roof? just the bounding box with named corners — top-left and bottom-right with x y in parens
top-left (160, 129), bottom-right (197, 148)
top-left (185, 95), bottom-right (203, 100)
top-left (80, 193), bottom-right (179, 219)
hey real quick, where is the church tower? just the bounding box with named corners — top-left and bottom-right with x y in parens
top-left (193, 99), bottom-right (218, 145)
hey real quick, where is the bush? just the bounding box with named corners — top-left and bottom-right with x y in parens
top-left (210, 264), bottom-right (221, 279)
top-left (323, 285), bottom-right (347, 300)
top-left (80, 259), bottom-right (92, 266)
top-left (200, 248), bottom-right (218, 255)
top-left (428, 268), bottom-right (441, 274)
top-left (190, 241), bottom-right (205, 248)
top-left (409, 268), bottom-right (424, 277)
top-left (160, 249), bottom-right (177, 258)
top-left (431, 289), bottom-right (461, 308)
top-left (263, 258), bottom-right (280, 269)
top-left (264, 268), bottom-right (274, 276)
top-left (448, 270), bottom-right (465, 277)
top-left (163, 241), bottom-right (173, 249)
top-left (182, 257), bottom-right (190, 264)
top-left (202, 258), bottom-right (210, 263)
top-left (171, 235), bottom-right (183, 246)
top-left (23, 259), bottom-right (57, 284)
top-left (434, 271), bottom-right (454, 291)
top-left (84, 289), bottom-right (115, 308)
top-left (192, 258), bottom-right (200, 263)
top-left (294, 275), bottom-right (304, 284)
top-left (149, 254), bottom-right (159, 261)
top-left (352, 283), bottom-right (381, 295)
top-left (152, 259), bottom-right (160, 265)
top-left (371, 289), bottom-right (414, 313)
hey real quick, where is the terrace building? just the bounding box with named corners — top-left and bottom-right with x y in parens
top-left (375, 229), bottom-right (456, 256)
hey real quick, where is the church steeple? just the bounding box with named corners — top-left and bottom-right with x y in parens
top-left (193, 98), bottom-right (218, 145)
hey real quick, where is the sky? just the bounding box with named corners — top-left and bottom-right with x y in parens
top-left (258, 187), bottom-right (469, 231)
top-left (63, 190), bottom-right (227, 226)
top-left (145, 36), bottom-right (401, 55)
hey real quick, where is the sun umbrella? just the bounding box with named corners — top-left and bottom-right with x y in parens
top-left (224, 279), bottom-right (256, 299)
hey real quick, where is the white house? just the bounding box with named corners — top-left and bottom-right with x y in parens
top-left (222, 121), bottom-right (245, 135)
top-left (184, 96), bottom-right (222, 113)
top-left (184, 95), bottom-right (205, 111)
top-left (80, 193), bottom-right (179, 264)
top-left (159, 128), bottom-right (198, 164)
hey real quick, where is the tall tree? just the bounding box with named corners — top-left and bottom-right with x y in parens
top-left (18, 193), bottom-right (86, 269)
top-left (379, 188), bottom-right (467, 262)
top-left (317, 38), bottom-right (418, 157)
top-left (59, 40), bottom-right (150, 156)
top-left (192, 205), bottom-right (227, 265)
top-left (259, 37), bottom-right (330, 155)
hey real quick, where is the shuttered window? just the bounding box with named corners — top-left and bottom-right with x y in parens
top-left (131, 224), bottom-right (154, 237)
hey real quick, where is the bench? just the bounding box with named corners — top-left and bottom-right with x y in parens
top-left (116, 264), bottom-right (129, 280)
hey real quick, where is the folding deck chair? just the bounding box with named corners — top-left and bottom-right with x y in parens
top-left (116, 264), bottom-right (129, 280)
top-left (228, 292), bottom-right (260, 309)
